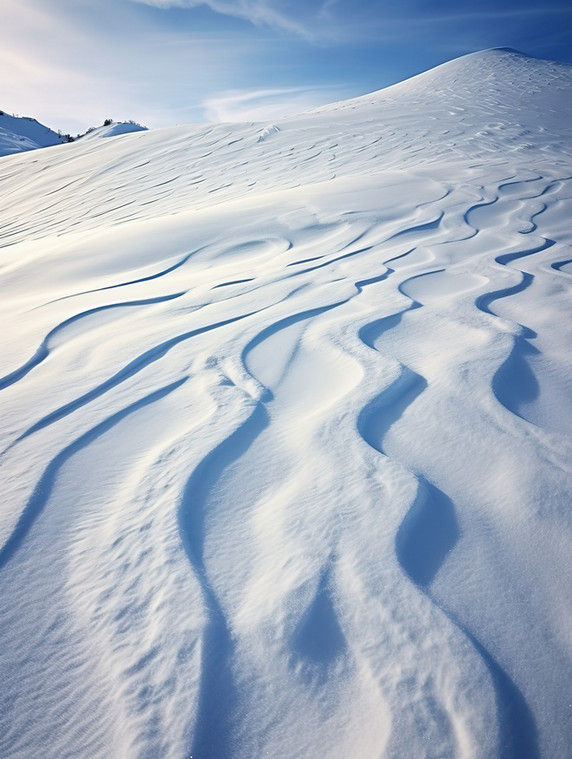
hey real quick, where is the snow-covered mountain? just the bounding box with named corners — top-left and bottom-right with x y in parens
top-left (0, 110), bottom-right (67, 156)
top-left (0, 48), bottom-right (571, 759)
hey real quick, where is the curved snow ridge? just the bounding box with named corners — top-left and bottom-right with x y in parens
top-left (463, 176), bottom-right (572, 433)
top-left (48, 249), bottom-right (198, 303)
top-left (0, 377), bottom-right (187, 571)
top-left (11, 308), bottom-right (258, 447)
top-left (0, 373), bottom-right (210, 759)
top-left (178, 397), bottom-right (270, 758)
top-left (351, 261), bottom-right (544, 759)
top-left (349, 170), bottom-right (570, 757)
top-left (551, 256), bottom-right (572, 273)
top-left (350, 332), bottom-right (501, 755)
top-left (173, 310), bottom-right (370, 756)
top-left (0, 291), bottom-right (186, 392)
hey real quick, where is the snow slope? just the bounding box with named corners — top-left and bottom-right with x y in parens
top-left (0, 48), bottom-right (571, 758)
top-left (0, 111), bottom-right (66, 156)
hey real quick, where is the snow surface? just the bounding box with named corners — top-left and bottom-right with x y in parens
top-left (0, 48), bottom-right (571, 758)
top-left (0, 111), bottom-right (66, 156)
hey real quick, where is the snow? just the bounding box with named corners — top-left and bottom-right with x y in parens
top-left (0, 114), bottom-right (146, 158)
top-left (0, 111), bottom-right (66, 156)
top-left (78, 121), bottom-right (148, 141)
top-left (0, 48), bottom-right (571, 758)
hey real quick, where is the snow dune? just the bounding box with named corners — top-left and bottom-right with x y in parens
top-left (0, 48), bottom-right (571, 758)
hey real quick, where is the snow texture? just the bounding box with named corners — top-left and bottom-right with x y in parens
top-left (0, 48), bottom-right (571, 758)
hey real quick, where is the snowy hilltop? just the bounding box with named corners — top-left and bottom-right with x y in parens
top-left (77, 120), bottom-right (148, 141)
top-left (0, 113), bottom-right (147, 157)
top-left (0, 110), bottom-right (68, 155)
top-left (0, 48), bottom-right (571, 758)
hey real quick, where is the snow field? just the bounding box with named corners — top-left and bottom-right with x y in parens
top-left (0, 48), bottom-right (571, 758)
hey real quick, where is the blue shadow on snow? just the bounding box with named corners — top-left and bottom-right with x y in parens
top-left (395, 477), bottom-right (459, 589)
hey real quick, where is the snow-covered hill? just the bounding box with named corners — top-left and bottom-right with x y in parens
top-left (0, 110), bottom-right (67, 156)
top-left (78, 121), bottom-right (148, 141)
top-left (0, 113), bottom-right (147, 157)
top-left (0, 48), bottom-right (571, 759)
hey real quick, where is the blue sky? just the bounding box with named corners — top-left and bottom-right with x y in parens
top-left (2, 0), bottom-right (571, 134)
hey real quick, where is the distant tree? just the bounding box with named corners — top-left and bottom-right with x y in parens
top-left (56, 129), bottom-right (74, 143)
top-left (103, 118), bottom-right (113, 126)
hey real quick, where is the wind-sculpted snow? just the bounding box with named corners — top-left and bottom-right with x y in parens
top-left (0, 49), bottom-right (571, 758)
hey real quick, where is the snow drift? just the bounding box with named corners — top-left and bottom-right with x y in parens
top-left (0, 48), bottom-right (571, 758)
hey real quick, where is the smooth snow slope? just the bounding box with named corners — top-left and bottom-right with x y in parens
top-left (0, 48), bottom-right (571, 759)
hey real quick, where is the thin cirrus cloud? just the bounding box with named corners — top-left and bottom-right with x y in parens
top-left (202, 86), bottom-right (345, 122)
top-left (129, 0), bottom-right (572, 64)
top-left (129, 0), bottom-right (315, 37)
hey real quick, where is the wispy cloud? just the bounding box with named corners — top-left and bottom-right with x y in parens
top-left (130, 0), bottom-right (312, 37)
top-left (202, 86), bottom-right (345, 122)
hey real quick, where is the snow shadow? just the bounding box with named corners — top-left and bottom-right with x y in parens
top-left (387, 213), bottom-right (442, 241)
top-left (551, 257), bottom-right (572, 272)
top-left (395, 477), bottom-right (459, 589)
top-left (475, 271), bottom-right (533, 317)
top-left (357, 366), bottom-right (427, 454)
top-left (187, 603), bottom-right (237, 759)
top-left (358, 311), bottom-right (405, 350)
top-left (466, 632), bottom-right (540, 759)
top-left (496, 237), bottom-right (554, 266)
top-left (212, 278), bottom-right (254, 288)
top-left (291, 568), bottom-right (346, 679)
top-left (492, 337), bottom-right (540, 420)
top-left (395, 478), bottom-right (540, 757)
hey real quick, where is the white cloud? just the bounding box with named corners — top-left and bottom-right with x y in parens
top-left (130, 0), bottom-right (312, 37)
top-left (202, 86), bottom-right (344, 122)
